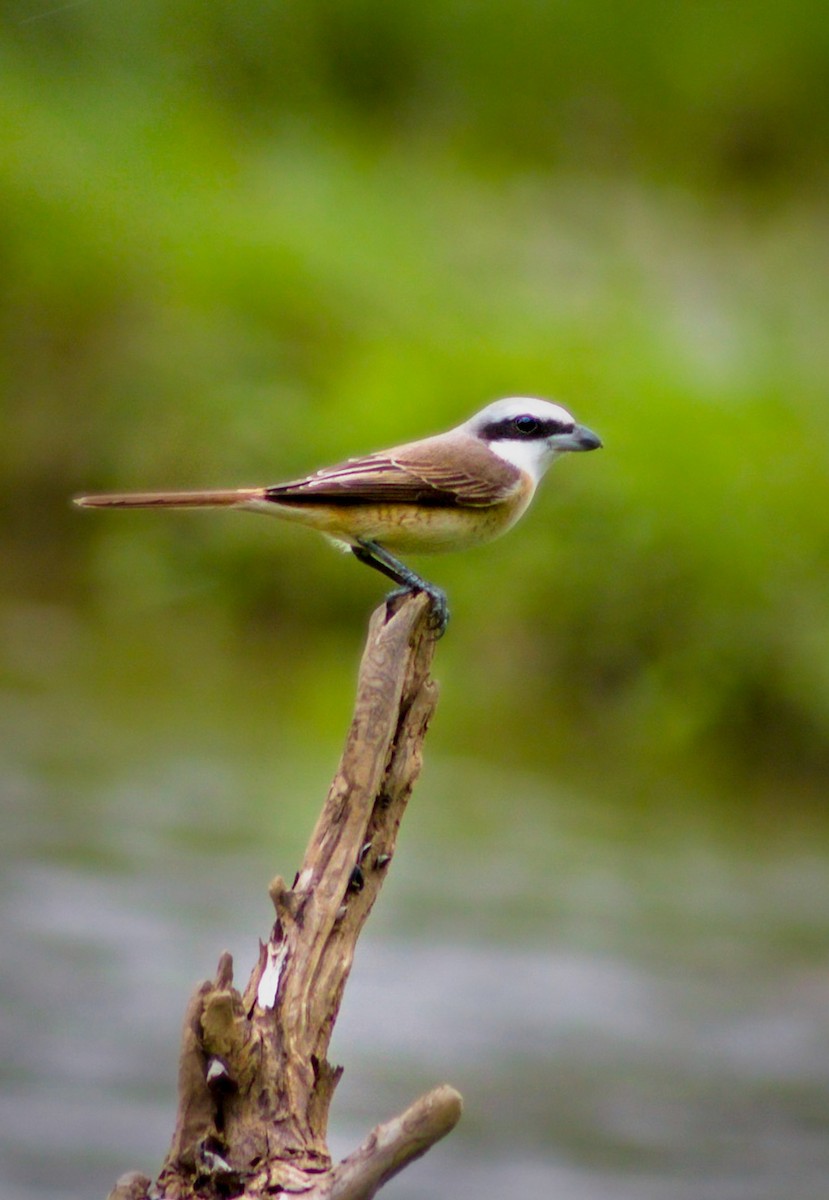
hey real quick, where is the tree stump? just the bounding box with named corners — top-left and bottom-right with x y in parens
top-left (108, 592), bottom-right (462, 1200)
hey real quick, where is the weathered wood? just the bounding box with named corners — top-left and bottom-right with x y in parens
top-left (318, 1085), bottom-right (463, 1200)
top-left (128, 591), bottom-right (460, 1200)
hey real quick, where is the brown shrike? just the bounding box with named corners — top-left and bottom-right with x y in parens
top-left (75, 397), bottom-right (602, 633)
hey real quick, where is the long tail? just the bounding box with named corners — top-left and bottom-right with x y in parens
top-left (74, 487), bottom-right (267, 510)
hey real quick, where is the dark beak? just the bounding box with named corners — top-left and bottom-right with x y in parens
top-left (559, 423), bottom-right (603, 452)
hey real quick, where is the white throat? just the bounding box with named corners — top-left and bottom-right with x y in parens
top-left (486, 438), bottom-right (557, 484)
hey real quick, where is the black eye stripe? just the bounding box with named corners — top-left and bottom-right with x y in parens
top-left (480, 416), bottom-right (575, 441)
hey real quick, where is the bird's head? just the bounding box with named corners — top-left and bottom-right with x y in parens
top-left (462, 397), bottom-right (602, 482)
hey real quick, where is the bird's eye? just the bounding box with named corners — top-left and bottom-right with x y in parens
top-left (513, 415), bottom-right (539, 435)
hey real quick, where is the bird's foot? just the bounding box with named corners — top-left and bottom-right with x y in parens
top-left (352, 539), bottom-right (450, 637)
top-left (385, 584), bottom-right (449, 637)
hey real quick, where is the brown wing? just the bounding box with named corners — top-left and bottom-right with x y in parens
top-left (265, 435), bottom-right (520, 509)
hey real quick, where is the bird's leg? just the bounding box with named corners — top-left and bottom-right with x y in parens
top-left (351, 540), bottom-right (449, 635)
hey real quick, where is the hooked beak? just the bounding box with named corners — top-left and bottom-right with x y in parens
top-left (557, 423), bottom-right (603, 452)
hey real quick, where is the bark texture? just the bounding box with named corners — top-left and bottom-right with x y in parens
top-left (108, 593), bottom-right (461, 1200)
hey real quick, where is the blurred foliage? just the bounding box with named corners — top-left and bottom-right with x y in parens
top-left (2, 0), bottom-right (829, 801)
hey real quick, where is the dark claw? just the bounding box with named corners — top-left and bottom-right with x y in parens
top-left (384, 584), bottom-right (449, 637)
top-left (424, 585), bottom-right (449, 637)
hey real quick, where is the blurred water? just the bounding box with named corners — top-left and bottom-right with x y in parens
top-left (2, 678), bottom-right (828, 1200)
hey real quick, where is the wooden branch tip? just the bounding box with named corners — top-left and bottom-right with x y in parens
top-left (321, 1085), bottom-right (464, 1200)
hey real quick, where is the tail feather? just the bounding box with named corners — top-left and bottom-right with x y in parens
top-left (74, 487), bottom-right (266, 510)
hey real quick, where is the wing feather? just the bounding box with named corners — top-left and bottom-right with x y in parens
top-left (264, 440), bottom-right (519, 509)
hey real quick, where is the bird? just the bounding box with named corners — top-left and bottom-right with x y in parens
top-left (75, 396), bottom-right (602, 634)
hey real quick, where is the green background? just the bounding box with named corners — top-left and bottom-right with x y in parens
top-left (4, 0), bottom-right (829, 803)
